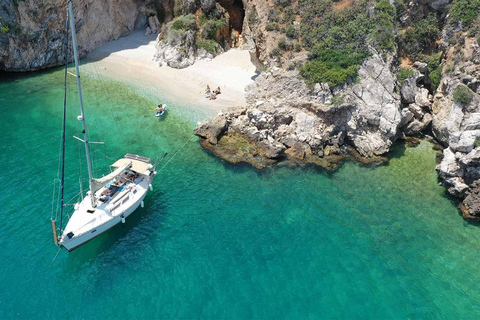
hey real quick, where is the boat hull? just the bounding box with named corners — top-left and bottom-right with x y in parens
top-left (60, 190), bottom-right (148, 252)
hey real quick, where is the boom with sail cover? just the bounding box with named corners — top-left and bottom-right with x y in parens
top-left (91, 162), bottom-right (131, 193)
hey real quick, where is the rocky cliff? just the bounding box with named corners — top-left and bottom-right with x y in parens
top-left (433, 32), bottom-right (480, 221)
top-left (0, 0), bottom-right (165, 71)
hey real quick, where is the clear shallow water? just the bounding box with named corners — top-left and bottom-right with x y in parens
top-left (1, 68), bottom-right (480, 319)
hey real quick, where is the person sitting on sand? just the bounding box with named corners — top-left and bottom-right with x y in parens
top-left (205, 85), bottom-right (211, 94)
top-left (209, 92), bottom-right (217, 100)
top-left (214, 86), bottom-right (221, 95)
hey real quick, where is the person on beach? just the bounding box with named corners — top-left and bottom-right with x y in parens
top-left (209, 92), bottom-right (217, 100)
top-left (214, 86), bottom-right (221, 95)
top-left (205, 85), bottom-right (211, 94)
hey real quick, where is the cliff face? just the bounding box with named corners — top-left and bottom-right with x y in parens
top-left (0, 0), bottom-right (141, 71)
top-left (433, 34), bottom-right (480, 220)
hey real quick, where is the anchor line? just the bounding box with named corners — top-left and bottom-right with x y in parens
top-left (157, 135), bottom-right (196, 174)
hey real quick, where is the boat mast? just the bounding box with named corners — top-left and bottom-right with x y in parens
top-left (68, 1), bottom-right (96, 207)
top-left (59, 5), bottom-right (70, 234)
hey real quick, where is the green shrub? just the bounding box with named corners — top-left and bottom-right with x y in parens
top-left (0, 24), bottom-right (9, 34)
top-left (453, 84), bottom-right (474, 105)
top-left (266, 23), bottom-right (279, 32)
top-left (430, 66), bottom-right (442, 91)
top-left (416, 52), bottom-right (442, 90)
top-left (295, 0), bottom-right (397, 87)
top-left (284, 7), bottom-right (296, 23)
top-left (450, 0), bottom-right (480, 29)
top-left (273, 0), bottom-right (291, 8)
top-left (270, 47), bottom-right (281, 58)
top-left (174, 0), bottom-right (190, 16)
top-left (331, 95), bottom-right (344, 106)
top-left (268, 9), bottom-right (280, 22)
top-left (285, 24), bottom-right (298, 39)
top-left (300, 48), bottom-right (369, 87)
top-left (400, 13), bottom-right (439, 59)
top-left (172, 14), bottom-right (197, 31)
top-left (201, 19), bottom-right (226, 39)
top-left (196, 38), bottom-right (217, 53)
top-left (278, 37), bottom-right (288, 50)
top-left (397, 68), bottom-right (414, 83)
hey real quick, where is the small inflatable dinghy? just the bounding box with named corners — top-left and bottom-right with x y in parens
top-left (155, 104), bottom-right (168, 117)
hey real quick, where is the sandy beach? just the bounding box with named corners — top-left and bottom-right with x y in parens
top-left (83, 31), bottom-right (257, 113)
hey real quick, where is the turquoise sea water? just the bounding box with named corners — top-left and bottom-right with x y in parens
top-left (1, 67), bottom-right (480, 319)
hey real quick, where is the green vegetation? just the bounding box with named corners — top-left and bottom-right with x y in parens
top-left (270, 47), bottom-right (281, 58)
top-left (300, 48), bottom-right (369, 87)
top-left (273, 0), bottom-right (291, 8)
top-left (285, 24), bottom-right (298, 39)
top-left (0, 24), bottom-right (10, 34)
top-left (397, 68), bottom-right (414, 83)
top-left (283, 7), bottom-right (296, 23)
top-left (201, 18), bottom-right (227, 39)
top-left (449, 0), bottom-right (480, 29)
top-left (293, 0), bottom-right (396, 87)
top-left (423, 52), bottom-right (442, 91)
top-left (278, 38), bottom-right (292, 51)
top-left (169, 4), bottom-right (229, 56)
top-left (196, 39), bottom-right (217, 53)
top-left (475, 137), bottom-right (480, 147)
top-left (172, 14), bottom-right (197, 31)
top-left (173, 0), bottom-right (192, 16)
top-left (453, 84), bottom-right (474, 105)
top-left (399, 13), bottom-right (439, 60)
top-left (331, 94), bottom-right (344, 106)
top-left (268, 9), bottom-right (280, 22)
top-left (266, 23), bottom-right (280, 32)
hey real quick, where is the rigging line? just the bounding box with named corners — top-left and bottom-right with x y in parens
top-left (59, 6), bottom-right (70, 232)
top-left (77, 138), bottom-right (84, 196)
top-left (97, 150), bottom-right (119, 162)
top-left (64, 191), bottom-right (81, 206)
top-left (82, 25), bottom-right (118, 162)
top-left (157, 135), bottom-right (196, 174)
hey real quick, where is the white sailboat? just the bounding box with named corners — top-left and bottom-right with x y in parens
top-left (51, 1), bottom-right (164, 252)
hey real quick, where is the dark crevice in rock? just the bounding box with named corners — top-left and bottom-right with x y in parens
top-left (216, 0), bottom-right (244, 33)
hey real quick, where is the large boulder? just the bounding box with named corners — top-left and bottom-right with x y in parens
top-left (345, 50), bottom-right (402, 156)
top-left (194, 116), bottom-right (228, 144)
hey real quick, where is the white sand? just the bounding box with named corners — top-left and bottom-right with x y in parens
top-left (84, 31), bottom-right (257, 113)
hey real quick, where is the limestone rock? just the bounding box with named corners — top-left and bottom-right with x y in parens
top-left (436, 147), bottom-right (464, 179)
top-left (0, 0), bottom-right (140, 71)
top-left (346, 50), bottom-right (401, 156)
top-left (401, 77), bottom-right (419, 104)
top-left (461, 187), bottom-right (480, 220)
top-left (445, 177), bottom-right (470, 198)
top-left (403, 119), bottom-right (425, 136)
top-left (200, 0), bottom-right (216, 12)
top-left (194, 116), bottom-right (228, 144)
top-left (415, 88), bottom-right (431, 108)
